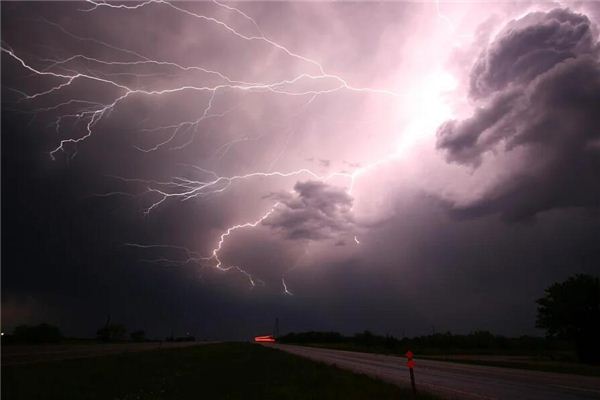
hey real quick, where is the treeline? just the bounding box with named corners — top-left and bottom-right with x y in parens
top-left (1, 322), bottom-right (185, 344)
top-left (279, 330), bottom-right (572, 355)
top-left (2, 323), bottom-right (63, 344)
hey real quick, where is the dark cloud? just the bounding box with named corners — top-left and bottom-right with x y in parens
top-left (436, 89), bottom-right (520, 165)
top-left (263, 181), bottom-right (355, 240)
top-left (469, 8), bottom-right (598, 98)
top-left (438, 8), bottom-right (600, 220)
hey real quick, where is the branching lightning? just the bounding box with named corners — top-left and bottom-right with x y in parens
top-left (2, 0), bottom-right (443, 290)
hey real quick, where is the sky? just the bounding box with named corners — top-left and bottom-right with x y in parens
top-left (2, 1), bottom-right (599, 340)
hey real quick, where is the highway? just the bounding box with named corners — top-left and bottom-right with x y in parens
top-left (272, 344), bottom-right (600, 400)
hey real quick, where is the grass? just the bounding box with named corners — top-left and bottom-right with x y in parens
top-left (2, 342), bottom-right (440, 400)
top-left (291, 342), bottom-right (600, 377)
top-left (420, 356), bottom-right (600, 377)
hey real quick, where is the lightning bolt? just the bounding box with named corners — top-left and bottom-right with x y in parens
top-left (282, 278), bottom-right (294, 296)
top-left (211, 204), bottom-right (279, 273)
top-left (435, 0), bottom-right (455, 32)
top-left (3, 0), bottom-right (445, 290)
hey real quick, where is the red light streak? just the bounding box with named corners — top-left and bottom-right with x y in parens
top-left (254, 335), bottom-right (276, 343)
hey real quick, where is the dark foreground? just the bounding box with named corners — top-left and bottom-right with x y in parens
top-left (2, 342), bottom-right (439, 400)
top-left (1, 341), bottom-right (208, 366)
top-left (273, 344), bottom-right (600, 400)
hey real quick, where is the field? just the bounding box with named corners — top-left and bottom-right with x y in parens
top-left (2, 342), bottom-right (439, 400)
top-left (421, 354), bottom-right (600, 377)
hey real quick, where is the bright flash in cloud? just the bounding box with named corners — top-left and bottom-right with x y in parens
top-left (396, 70), bottom-right (458, 155)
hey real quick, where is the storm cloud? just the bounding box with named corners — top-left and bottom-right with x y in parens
top-left (469, 8), bottom-right (598, 98)
top-left (437, 8), bottom-right (600, 220)
top-left (263, 181), bottom-right (354, 240)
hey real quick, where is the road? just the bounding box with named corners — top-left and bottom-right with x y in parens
top-left (271, 344), bottom-right (600, 400)
top-left (2, 341), bottom-right (214, 366)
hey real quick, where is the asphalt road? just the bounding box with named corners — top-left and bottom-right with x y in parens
top-left (1, 341), bottom-right (214, 366)
top-left (271, 344), bottom-right (600, 400)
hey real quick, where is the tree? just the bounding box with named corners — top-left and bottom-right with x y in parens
top-left (536, 274), bottom-right (600, 363)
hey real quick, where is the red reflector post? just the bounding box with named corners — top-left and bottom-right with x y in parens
top-left (406, 350), bottom-right (417, 396)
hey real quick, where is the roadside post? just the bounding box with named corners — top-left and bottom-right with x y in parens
top-left (406, 350), bottom-right (417, 397)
